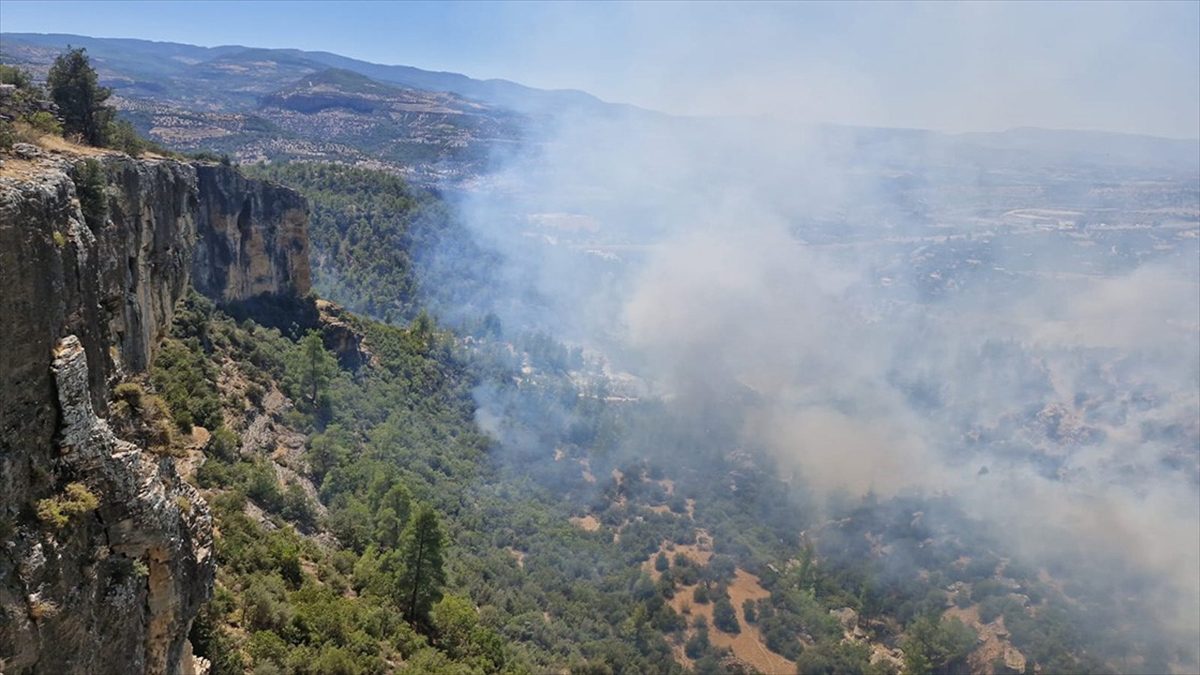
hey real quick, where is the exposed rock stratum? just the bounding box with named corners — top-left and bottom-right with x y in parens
top-left (0, 148), bottom-right (311, 674)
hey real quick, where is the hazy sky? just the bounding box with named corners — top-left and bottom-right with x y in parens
top-left (2, 0), bottom-right (1198, 137)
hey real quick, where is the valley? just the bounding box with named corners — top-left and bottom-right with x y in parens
top-left (2, 25), bottom-right (1198, 675)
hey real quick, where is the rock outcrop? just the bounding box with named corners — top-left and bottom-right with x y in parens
top-left (192, 164), bottom-right (310, 304)
top-left (316, 299), bottom-right (374, 370)
top-left (0, 148), bottom-right (311, 674)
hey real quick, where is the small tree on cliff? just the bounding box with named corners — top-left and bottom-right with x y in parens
top-left (47, 47), bottom-right (113, 146)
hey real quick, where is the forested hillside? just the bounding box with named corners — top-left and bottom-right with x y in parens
top-left (240, 163), bottom-right (499, 326)
top-left (3, 23), bottom-right (1197, 675)
top-left (161, 160), bottom-right (1159, 675)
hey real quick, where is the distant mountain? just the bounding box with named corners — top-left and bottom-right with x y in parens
top-left (0, 32), bottom-right (648, 117)
top-left (0, 33), bottom-right (572, 181)
top-left (1, 33), bottom-right (1194, 186)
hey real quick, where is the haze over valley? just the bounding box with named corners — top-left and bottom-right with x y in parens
top-left (1, 5), bottom-right (1197, 674)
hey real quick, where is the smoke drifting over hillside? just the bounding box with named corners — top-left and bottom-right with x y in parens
top-left (433, 14), bottom-right (1200, 662)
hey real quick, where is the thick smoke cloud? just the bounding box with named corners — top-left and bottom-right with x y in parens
top-left (445, 44), bottom-right (1200, 665)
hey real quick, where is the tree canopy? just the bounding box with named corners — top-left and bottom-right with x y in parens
top-left (47, 47), bottom-right (113, 146)
top-left (392, 504), bottom-right (446, 624)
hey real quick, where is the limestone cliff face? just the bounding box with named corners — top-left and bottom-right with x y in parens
top-left (0, 148), bottom-right (311, 674)
top-left (193, 164), bottom-right (311, 304)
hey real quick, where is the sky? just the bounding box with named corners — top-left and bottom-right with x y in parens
top-left (1, 0), bottom-right (1198, 137)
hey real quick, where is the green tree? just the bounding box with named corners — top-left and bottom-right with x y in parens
top-left (684, 624), bottom-right (710, 660)
top-left (107, 117), bottom-right (145, 155)
top-left (795, 642), bottom-right (876, 675)
top-left (72, 158), bottom-right (109, 231)
top-left (374, 483), bottom-right (412, 549)
top-left (742, 599), bottom-right (757, 624)
top-left (712, 597), bottom-right (739, 634)
top-left (47, 47), bottom-right (113, 146)
top-left (0, 64), bottom-right (33, 88)
top-left (902, 616), bottom-right (977, 675)
top-left (392, 504), bottom-right (446, 624)
top-left (288, 330), bottom-right (337, 411)
top-left (429, 593), bottom-right (506, 670)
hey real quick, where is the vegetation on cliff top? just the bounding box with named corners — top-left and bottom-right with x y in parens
top-left (1, 47), bottom-right (165, 155)
top-left (148, 161), bottom-right (1148, 674)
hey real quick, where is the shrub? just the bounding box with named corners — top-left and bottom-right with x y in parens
top-left (72, 158), bottom-right (108, 231)
top-left (152, 337), bottom-right (223, 432)
top-left (107, 118), bottom-right (144, 156)
top-left (37, 482), bottom-right (99, 529)
top-left (113, 381), bottom-right (145, 408)
top-left (111, 381), bottom-right (180, 454)
top-left (742, 599), bottom-right (757, 624)
top-left (0, 64), bottom-right (33, 88)
top-left (207, 426), bottom-right (240, 462)
top-left (27, 111), bottom-right (61, 135)
top-left (713, 597), bottom-right (739, 634)
top-left (0, 121), bottom-right (14, 151)
top-left (684, 626), bottom-right (710, 659)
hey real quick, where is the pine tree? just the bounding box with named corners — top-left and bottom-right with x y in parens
top-left (374, 483), bottom-right (413, 548)
top-left (47, 48), bottom-right (113, 146)
top-left (392, 504), bottom-right (445, 623)
top-left (291, 330), bottom-right (336, 410)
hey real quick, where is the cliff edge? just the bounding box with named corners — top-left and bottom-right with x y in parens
top-left (0, 142), bottom-right (311, 674)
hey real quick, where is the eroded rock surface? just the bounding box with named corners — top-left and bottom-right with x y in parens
top-left (0, 150), bottom-right (311, 674)
top-left (0, 336), bottom-right (214, 673)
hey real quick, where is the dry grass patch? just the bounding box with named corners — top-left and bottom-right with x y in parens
top-left (569, 514), bottom-right (601, 532)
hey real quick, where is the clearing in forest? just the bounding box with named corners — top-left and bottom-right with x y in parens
top-left (644, 535), bottom-right (795, 674)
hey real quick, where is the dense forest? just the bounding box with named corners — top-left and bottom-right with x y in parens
top-left (136, 160), bottom-right (1165, 675)
top-left (3, 41), bottom-right (1195, 675)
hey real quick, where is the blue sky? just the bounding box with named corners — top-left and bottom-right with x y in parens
top-left (1, 1), bottom-right (1197, 137)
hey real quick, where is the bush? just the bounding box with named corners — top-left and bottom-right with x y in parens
top-left (113, 382), bottom-right (145, 409)
top-left (796, 642), bottom-right (874, 675)
top-left (110, 381), bottom-right (180, 454)
top-left (684, 627), bottom-right (710, 660)
top-left (713, 597), bottom-right (739, 634)
top-left (27, 111), bottom-right (61, 135)
top-left (72, 159), bottom-right (108, 231)
top-left (37, 482), bottom-right (99, 529)
top-left (902, 616), bottom-right (977, 675)
top-left (107, 118), bottom-right (145, 156)
top-left (978, 595), bottom-right (1014, 624)
top-left (0, 64), bottom-right (33, 88)
top-left (281, 482), bottom-right (317, 530)
top-left (0, 121), bottom-right (14, 151)
top-left (152, 337), bottom-right (223, 431)
top-left (742, 599), bottom-right (757, 624)
top-left (207, 426), bottom-right (240, 462)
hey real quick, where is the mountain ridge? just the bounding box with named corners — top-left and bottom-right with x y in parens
top-left (0, 32), bottom-right (649, 117)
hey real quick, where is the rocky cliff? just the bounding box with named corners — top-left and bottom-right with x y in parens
top-left (0, 145), bottom-right (311, 674)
